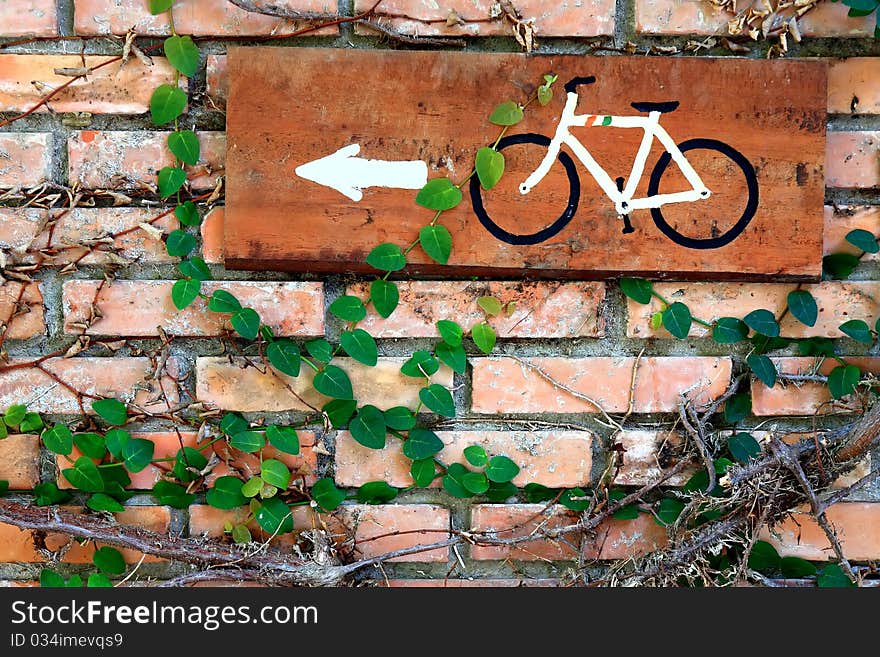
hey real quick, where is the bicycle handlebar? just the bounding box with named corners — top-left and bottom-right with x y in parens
top-left (563, 76), bottom-right (596, 93)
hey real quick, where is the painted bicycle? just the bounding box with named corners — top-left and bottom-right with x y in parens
top-left (470, 75), bottom-right (759, 250)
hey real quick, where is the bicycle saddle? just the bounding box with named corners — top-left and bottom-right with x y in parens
top-left (630, 101), bottom-right (680, 113)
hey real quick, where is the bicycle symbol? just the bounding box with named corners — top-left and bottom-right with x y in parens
top-left (470, 75), bottom-right (760, 250)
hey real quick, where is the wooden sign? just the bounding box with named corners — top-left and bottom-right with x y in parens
top-left (224, 49), bottom-right (827, 280)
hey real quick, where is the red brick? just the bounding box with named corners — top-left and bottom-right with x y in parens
top-left (829, 59), bottom-right (880, 115)
top-left (0, 523), bottom-right (43, 562)
top-left (0, 580), bottom-right (39, 587)
top-left (63, 280), bottom-right (324, 337)
top-left (68, 131), bottom-right (224, 190)
top-left (0, 1), bottom-right (57, 37)
top-left (0, 282), bottom-right (44, 340)
top-left (0, 55), bottom-right (177, 113)
top-left (206, 55), bottom-right (228, 109)
top-left (472, 356), bottom-right (732, 414)
top-left (196, 357), bottom-right (453, 412)
top-left (200, 207), bottom-right (224, 264)
top-left (613, 430), bottom-right (693, 487)
top-left (760, 503), bottom-right (880, 561)
top-left (627, 281), bottom-right (880, 340)
top-left (190, 503), bottom-right (450, 562)
top-left (636, 0), bottom-right (875, 36)
top-left (383, 578), bottom-right (558, 587)
top-left (73, 0), bottom-right (338, 36)
top-left (0, 434), bottom-right (40, 489)
top-left (354, 0), bottom-right (615, 37)
top-left (824, 205), bottom-right (880, 261)
top-left (335, 430), bottom-right (593, 488)
top-left (348, 281), bottom-right (605, 339)
top-left (826, 132), bottom-right (879, 188)
top-left (0, 357), bottom-right (180, 415)
top-left (47, 507), bottom-right (170, 564)
top-left (0, 133), bottom-right (52, 188)
top-left (751, 357), bottom-right (880, 416)
top-left (470, 505), bottom-right (667, 560)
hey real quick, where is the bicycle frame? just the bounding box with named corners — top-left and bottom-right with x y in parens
top-left (520, 91), bottom-right (710, 216)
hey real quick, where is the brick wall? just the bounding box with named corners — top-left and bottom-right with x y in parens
top-left (0, 0), bottom-right (878, 587)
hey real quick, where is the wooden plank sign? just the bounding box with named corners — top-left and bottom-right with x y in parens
top-left (224, 48), bottom-right (827, 280)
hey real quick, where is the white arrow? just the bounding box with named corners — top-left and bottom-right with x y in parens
top-left (295, 143), bottom-right (428, 202)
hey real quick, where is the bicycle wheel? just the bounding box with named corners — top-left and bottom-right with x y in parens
top-left (469, 133), bottom-right (580, 246)
top-left (648, 138), bottom-right (758, 250)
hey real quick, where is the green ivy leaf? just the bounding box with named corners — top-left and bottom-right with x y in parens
top-left (475, 147), bottom-right (505, 190)
top-left (312, 477), bottom-right (345, 512)
top-left (402, 428), bottom-right (444, 460)
top-left (419, 384), bottom-right (455, 417)
top-left (92, 398), bottom-right (128, 426)
top-left (743, 309), bottom-right (780, 337)
top-left (462, 471), bottom-right (490, 494)
top-left (121, 438), bottom-right (155, 473)
top-left (436, 341), bottom-right (466, 374)
top-left (306, 339), bottom-right (333, 363)
top-left (230, 430), bottom-right (264, 454)
top-left (780, 556), bottom-right (817, 579)
top-left (822, 253), bottom-right (860, 279)
top-left (19, 412), bottom-right (43, 433)
top-left (349, 405), bottom-right (387, 449)
top-left (477, 295), bottom-right (503, 316)
top-left (471, 321), bottom-right (496, 353)
top-left (206, 476), bottom-right (247, 509)
top-left (747, 353), bottom-right (777, 388)
top-left (712, 317), bottom-right (749, 344)
top-left (357, 481), bottom-right (398, 504)
top-left (654, 497), bottom-right (685, 526)
top-left (340, 329), bottom-right (378, 366)
top-left (63, 457), bottom-right (104, 493)
top-left (0, 480), bottom-right (7, 496)
top-left (167, 128), bottom-right (200, 165)
top-left (728, 432), bottom-right (761, 463)
top-left (33, 482), bottom-right (71, 506)
top-left (487, 483), bottom-right (518, 502)
top-left (845, 228), bottom-right (879, 253)
top-left (410, 458), bottom-right (437, 487)
top-left (267, 340), bottom-right (301, 377)
top-left (165, 228), bottom-right (196, 257)
top-left (266, 425), bottom-right (300, 455)
top-left (619, 277), bottom-right (653, 304)
top-left (828, 364), bottom-right (861, 399)
top-left (231, 524), bottom-right (252, 544)
top-left (723, 393), bottom-right (752, 423)
top-left (366, 243), bottom-right (406, 272)
top-left (163, 35), bottom-right (199, 77)
top-left (489, 100), bottom-right (524, 126)
top-left (149, 0), bottom-right (174, 14)
top-left (609, 488), bottom-right (640, 519)
top-left (787, 290), bottom-right (818, 327)
top-left (93, 546), bottom-right (126, 575)
top-left (208, 289), bottom-right (242, 313)
top-left (419, 224), bottom-right (453, 264)
top-left (523, 483), bottom-right (556, 503)
top-left (798, 337), bottom-right (836, 358)
top-left (442, 462), bottom-right (472, 498)
top-left (463, 445), bottom-right (488, 468)
top-left (747, 540), bottom-right (781, 573)
top-left (151, 480), bottom-right (195, 509)
top-left (817, 563), bottom-right (855, 587)
top-left (241, 476), bottom-right (263, 498)
top-left (323, 399), bottom-right (357, 428)
top-left (437, 319), bottom-right (463, 347)
top-left (260, 459), bottom-right (291, 490)
top-left (415, 178), bottom-right (462, 211)
top-left (401, 351), bottom-right (440, 378)
top-left (662, 302), bottom-right (692, 339)
top-left (42, 424), bottom-right (73, 455)
top-left (73, 432), bottom-right (106, 460)
top-left (329, 295), bottom-right (367, 323)
top-left (537, 84), bottom-right (553, 106)
top-left (313, 365), bottom-right (354, 400)
top-left (384, 406), bottom-right (416, 431)
top-left (486, 455), bottom-right (520, 483)
top-left (177, 257), bottom-right (210, 282)
top-left (219, 412), bottom-right (248, 436)
top-left (150, 83), bottom-right (186, 125)
top-left (4, 404), bottom-right (26, 426)
top-left (559, 487), bottom-right (590, 511)
top-left (255, 497), bottom-right (294, 535)
top-left (839, 319), bottom-right (874, 344)
top-left (370, 279), bottom-right (399, 318)
top-left (86, 493), bottom-right (125, 513)
top-left (157, 166), bottom-right (186, 198)
top-left (230, 307), bottom-right (260, 340)
top-left (174, 200), bottom-right (200, 226)
top-left (171, 277), bottom-right (201, 310)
